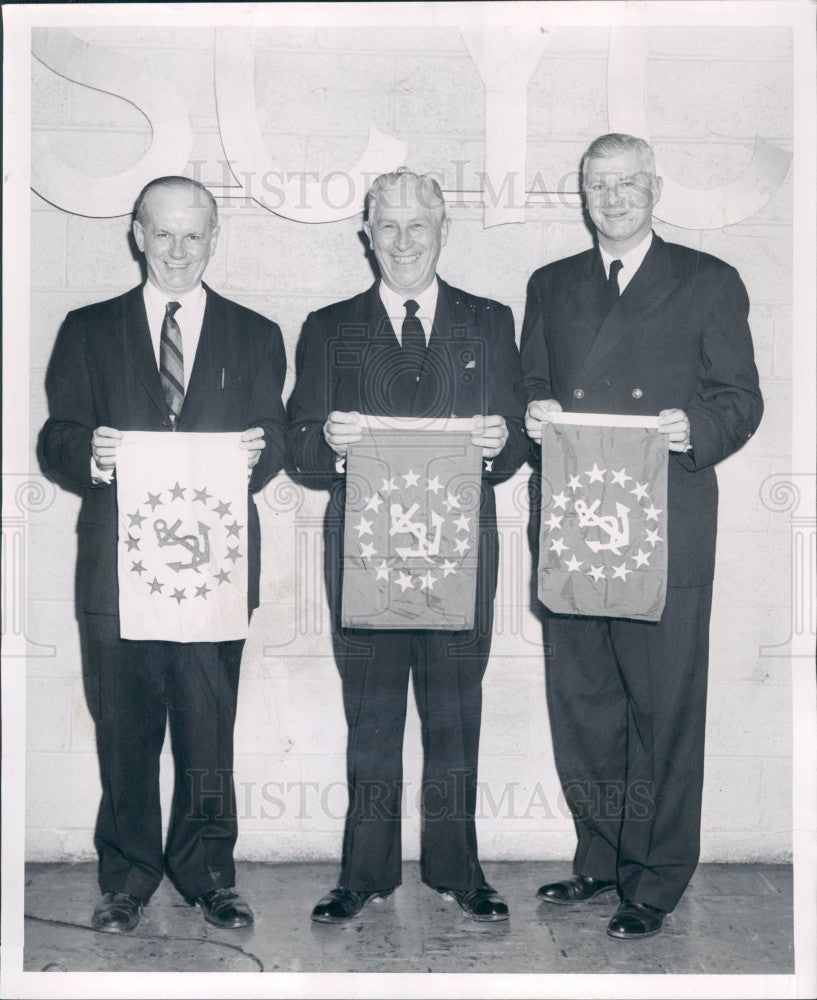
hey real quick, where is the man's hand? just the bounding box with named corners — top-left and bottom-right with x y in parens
top-left (658, 408), bottom-right (692, 453)
top-left (91, 426), bottom-right (123, 471)
top-left (524, 399), bottom-right (563, 440)
top-left (240, 427), bottom-right (266, 469)
top-left (471, 415), bottom-right (508, 459)
top-left (323, 411), bottom-right (362, 457)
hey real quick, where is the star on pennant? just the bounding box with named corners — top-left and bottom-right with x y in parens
top-left (453, 514), bottom-right (470, 533)
top-left (195, 583), bottom-right (211, 599)
top-left (193, 487), bottom-right (212, 505)
top-left (586, 463), bottom-right (606, 484)
top-left (169, 482), bottom-right (186, 501)
top-left (131, 560), bottom-right (146, 576)
top-left (172, 588), bottom-right (186, 604)
top-left (215, 569), bottom-right (231, 585)
top-left (395, 571), bottom-right (414, 592)
top-left (226, 545), bottom-right (242, 563)
top-left (632, 548), bottom-right (651, 568)
top-left (443, 492), bottom-right (461, 512)
top-left (226, 520), bottom-right (243, 539)
top-left (440, 560), bottom-right (457, 577)
top-left (550, 537), bottom-right (568, 556)
top-left (402, 469), bottom-right (420, 488)
top-left (587, 565), bottom-right (606, 581)
top-left (128, 510), bottom-right (146, 529)
top-left (360, 542), bottom-right (377, 559)
top-left (645, 527), bottom-right (663, 547)
top-left (418, 571), bottom-right (437, 591)
top-left (544, 512), bottom-right (563, 532)
top-left (145, 491), bottom-right (163, 511)
top-left (355, 516), bottom-right (373, 537)
top-left (551, 492), bottom-right (569, 511)
top-left (375, 561), bottom-right (390, 581)
top-left (214, 499), bottom-right (232, 519)
top-left (364, 494), bottom-right (383, 514)
top-left (643, 504), bottom-right (662, 523)
top-left (148, 577), bottom-right (163, 595)
top-left (453, 537), bottom-right (471, 556)
top-left (630, 482), bottom-right (649, 501)
top-left (612, 563), bottom-right (631, 581)
top-left (567, 474), bottom-right (583, 492)
top-left (381, 477), bottom-right (397, 493)
top-left (610, 468), bottom-right (632, 488)
top-left (565, 555), bottom-right (583, 572)
top-left (125, 535), bottom-right (140, 552)
top-left (426, 476), bottom-right (442, 495)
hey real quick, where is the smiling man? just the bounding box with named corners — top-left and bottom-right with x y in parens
top-left (40, 176), bottom-right (288, 934)
top-left (521, 134), bottom-right (763, 939)
top-left (288, 167), bottom-right (528, 924)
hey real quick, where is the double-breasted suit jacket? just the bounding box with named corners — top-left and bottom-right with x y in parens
top-left (520, 233), bottom-right (764, 586)
top-left (41, 282), bottom-right (288, 614)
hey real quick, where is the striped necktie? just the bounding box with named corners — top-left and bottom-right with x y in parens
top-left (160, 300), bottom-right (184, 426)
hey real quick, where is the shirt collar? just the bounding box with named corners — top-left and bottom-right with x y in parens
top-left (599, 230), bottom-right (653, 276)
top-left (378, 276), bottom-right (439, 320)
top-left (143, 280), bottom-right (206, 316)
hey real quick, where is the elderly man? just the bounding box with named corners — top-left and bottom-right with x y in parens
top-left (288, 168), bottom-right (528, 923)
top-left (521, 134), bottom-right (763, 938)
top-left (40, 176), bottom-right (288, 933)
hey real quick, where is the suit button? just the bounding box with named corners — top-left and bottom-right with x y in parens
top-left (631, 388), bottom-right (643, 399)
top-left (573, 388), bottom-right (584, 399)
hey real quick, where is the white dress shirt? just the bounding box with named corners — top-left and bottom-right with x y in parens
top-left (378, 278), bottom-right (439, 346)
top-left (599, 231), bottom-right (653, 295)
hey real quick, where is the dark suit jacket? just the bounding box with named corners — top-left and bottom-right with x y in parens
top-left (40, 282), bottom-right (288, 615)
top-left (520, 234), bottom-right (764, 587)
top-left (287, 277), bottom-right (528, 613)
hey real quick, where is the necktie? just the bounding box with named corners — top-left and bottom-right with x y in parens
top-left (160, 301), bottom-right (184, 426)
top-left (607, 259), bottom-right (624, 306)
top-left (401, 299), bottom-right (426, 380)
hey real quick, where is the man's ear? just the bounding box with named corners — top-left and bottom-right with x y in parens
top-left (362, 222), bottom-right (372, 246)
top-left (440, 217), bottom-right (451, 246)
top-left (652, 175), bottom-right (663, 206)
top-left (132, 219), bottom-right (145, 253)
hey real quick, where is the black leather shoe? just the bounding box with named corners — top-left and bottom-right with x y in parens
top-left (537, 874), bottom-right (617, 905)
top-left (311, 887), bottom-right (394, 923)
top-left (438, 882), bottom-right (509, 922)
top-left (196, 888), bottom-right (254, 928)
top-left (607, 900), bottom-right (665, 939)
top-left (91, 892), bottom-right (144, 933)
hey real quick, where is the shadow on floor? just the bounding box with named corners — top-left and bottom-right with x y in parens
top-left (24, 860), bottom-right (794, 974)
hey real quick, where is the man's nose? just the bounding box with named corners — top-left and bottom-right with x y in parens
top-left (394, 227), bottom-right (412, 251)
top-left (169, 237), bottom-right (186, 258)
top-left (604, 184), bottom-right (622, 206)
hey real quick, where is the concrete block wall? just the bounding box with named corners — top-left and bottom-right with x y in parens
top-left (24, 23), bottom-right (794, 864)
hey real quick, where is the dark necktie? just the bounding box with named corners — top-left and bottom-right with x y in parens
top-left (607, 259), bottom-right (624, 306)
top-left (160, 300), bottom-right (184, 426)
top-left (401, 299), bottom-right (426, 380)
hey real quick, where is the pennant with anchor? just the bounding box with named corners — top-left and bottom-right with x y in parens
top-left (342, 417), bottom-right (482, 630)
top-left (539, 413), bottom-right (669, 622)
top-left (116, 431), bottom-right (249, 641)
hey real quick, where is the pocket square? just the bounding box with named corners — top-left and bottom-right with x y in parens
top-left (465, 360), bottom-right (476, 369)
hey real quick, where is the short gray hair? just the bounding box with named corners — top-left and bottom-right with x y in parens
top-left (581, 133), bottom-right (656, 182)
top-left (365, 167), bottom-right (446, 223)
top-left (134, 176), bottom-right (218, 229)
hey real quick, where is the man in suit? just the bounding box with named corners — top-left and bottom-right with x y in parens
top-left (40, 176), bottom-right (288, 933)
top-left (521, 134), bottom-right (763, 938)
top-left (288, 168), bottom-right (528, 923)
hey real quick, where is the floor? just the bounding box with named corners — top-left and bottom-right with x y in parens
top-left (24, 860), bottom-right (793, 975)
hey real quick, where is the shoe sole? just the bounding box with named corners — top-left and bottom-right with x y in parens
top-left (199, 908), bottom-right (253, 929)
top-left (310, 890), bottom-right (393, 924)
top-left (91, 917), bottom-right (140, 933)
top-left (437, 890), bottom-right (510, 922)
top-left (606, 924), bottom-right (663, 940)
top-left (536, 884), bottom-right (617, 905)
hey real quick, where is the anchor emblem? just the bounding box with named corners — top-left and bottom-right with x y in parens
top-left (153, 518), bottom-right (211, 573)
top-left (574, 499), bottom-right (631, 555)
top-left (389, 502), bottom-right (444, 561)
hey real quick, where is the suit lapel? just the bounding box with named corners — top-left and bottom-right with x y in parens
top-left (120, 286), bottom-right (168, 420)
top-left (578, 235), bottom-right (681, 381)
top-left (179, 283), bottom-right (223, 425)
